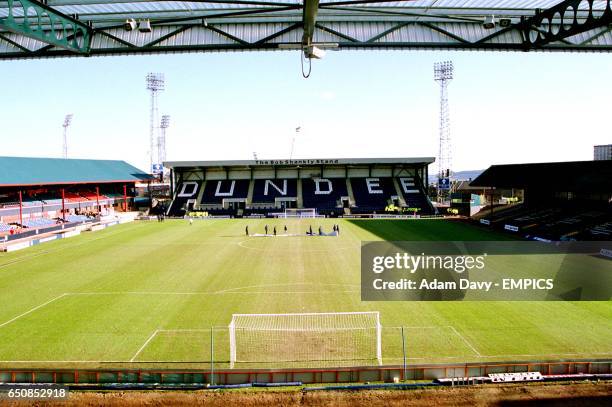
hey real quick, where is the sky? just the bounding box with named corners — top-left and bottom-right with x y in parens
top-left (1, 50), bottom-right (611, 173)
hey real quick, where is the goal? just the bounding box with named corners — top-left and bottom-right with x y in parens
top-left (281, 208), bottom-right (317, 218)
top-left (228, 312), bottom-right (382, 367)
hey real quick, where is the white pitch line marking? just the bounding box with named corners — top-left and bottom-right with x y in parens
top-left (130, 329), bottom-right (159, 362)
top-left (0, 293), bottom-right (68, 329)
top-left (157, 329), bottom-right (210, 333)
top-left (69, 291), bottom-right (359, 295)
top-left (215, 291), bottom-right (360, 294)
top-left (214, 282), bottom-right (360, 294)
top-left (398, 326), bottom-right (453, 329)
top-left (448, 325), bottom-right (482, 356)
top-left (69, 292), bottom-right (204, 296)
top-left (67, 282), bottom-right (361, 296)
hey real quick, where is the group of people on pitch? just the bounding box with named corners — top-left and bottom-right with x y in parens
top-left (245, 224), bottom-right (340, 236)
top-left (245, 225), bottom-right (288, 236)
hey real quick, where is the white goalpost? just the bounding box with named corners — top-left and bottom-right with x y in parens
top-left (279, 208), bottom-right (318, 218)
top-left (228, 312), bottom-right (382, 368)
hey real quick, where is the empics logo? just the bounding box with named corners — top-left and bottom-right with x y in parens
top-left (372, 252), bottom-right (486, 274)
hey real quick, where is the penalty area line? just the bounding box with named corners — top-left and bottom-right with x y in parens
top-left (448, 325), bottom-right (482, 357)
top-left (0, 293), bottom-right (68, 329)
top-left (130, 329), bottom-right (159, 362)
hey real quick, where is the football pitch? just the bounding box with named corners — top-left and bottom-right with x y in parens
top-left (0, 218), bottom-right (610, 370)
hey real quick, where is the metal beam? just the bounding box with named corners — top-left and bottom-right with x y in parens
top-left (520, 0), bottom-right (612, 47)
top-left (302, 0), bottom-right (320, 47)
top-left (0, 0), bottom-right (92, 53)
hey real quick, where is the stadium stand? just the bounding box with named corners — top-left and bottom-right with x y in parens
top-left (167, 181), bottom-right (202, 216)
top-left (165, 158), bottom-right (435, 217)
top-left (252, 179), bottom-right (297, 203)
top-left (581, 220), bottom-right (612, 240)
top-left (22, 218), bottom-right (58, 228)
top-left (471, 161), bottom-right (612, 240)
top-left (350, 177), bottom-right (397, 213)
top-left (525, 211), bottom-right (607, 240)
top-left (79, 191), bottom-right (109, 201)
top-left (396, 176), bottom-right (433, 214)
top-left (201, 180), bottom-right (249, 204)
top-left (65, 215), bottom-right (91, 223)
top-left (0, 222), bottom-right (13, 232)
top-left (301, 178), bottom-right (347, 216)
top-left (0, 157), bottom-right (150, 233)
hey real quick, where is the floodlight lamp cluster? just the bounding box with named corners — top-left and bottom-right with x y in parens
top-left (63, 114), bottom-right (73, 128)
top-left (160, 115), bottom-right (171, 129)
top-left (124, 18), bottom-right (153, 32)
top-left (146, 73), bottom-right (165, 91)
top-left (433, 61), bottom-right (453, 81)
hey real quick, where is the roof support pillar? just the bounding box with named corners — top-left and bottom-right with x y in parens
top-left (170, 169), bottom-right (175, 199)
top-left (123, 184), bottom-right (128, 212)
top-left (95, 186), bottom-right (100, 213)
top-left (61, 188), bottom-right (65, 222)
top-left (18, 190), bottom-right (23, 230)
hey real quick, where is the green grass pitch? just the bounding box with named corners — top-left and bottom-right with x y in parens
top-left (0, 218), bottom-right (610, 369)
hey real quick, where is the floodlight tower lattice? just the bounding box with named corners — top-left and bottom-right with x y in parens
top-left (433, 61), bottom-right (453, 202)
top-left (158, 114), bottom-right (170, 165)
top-left (146, 73), bottom-right (165, 172)
top-left (62, 114), bottom-right (73, 159)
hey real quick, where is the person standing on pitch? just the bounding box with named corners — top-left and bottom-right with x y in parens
top-left (284, 225), bottom-right (288, 234)
top-left (246, 225), bottom-right (249, 236)
top-left (309, 225), bottom-right (313, 235)
top-left (189, 218), bottom-right (193, 226)
top-left (336, 224), bottom-right (340, 235)
top-left (265, 224), bottom-right (268, 235)
top-left (273, 226), bottom-right (277, 236)
top-left (318, 226), bottom-right (322, 236)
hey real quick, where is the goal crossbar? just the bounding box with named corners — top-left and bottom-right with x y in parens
top-left (232, 312), bottom-right (377, 317)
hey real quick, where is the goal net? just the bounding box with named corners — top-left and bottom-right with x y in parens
top-left (280, 208), bottom-right (317, 218)
top-left (228, 312), bottom-right (382, 367)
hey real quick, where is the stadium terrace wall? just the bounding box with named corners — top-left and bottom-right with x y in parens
top-left (164, 158), bottom-right (435, 217)
top-left (0, 360), bottom-right (609, 386)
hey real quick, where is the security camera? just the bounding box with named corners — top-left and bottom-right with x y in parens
top-left (483, 15), bottom-right (496, 29)
top-left (124, 18), bottom-right (137, 31)
top-left (499, 18), bottom-right (512, 27)
top-left (138, 19), bottom-right (152, 33)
